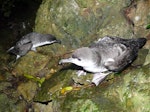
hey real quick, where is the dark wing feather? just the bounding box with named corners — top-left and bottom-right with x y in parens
top-left (104, 43), bottom-right (138, 72)
top-left (90, 36), bottom-right (146, 72)
top-left (89, 36), bottom-right (128, 48)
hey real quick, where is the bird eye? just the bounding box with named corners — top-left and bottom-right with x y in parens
top-left (77, 58), bottom-right (81, 61)
top-left (72, 54), bottom-right (76, 58)
top-left (72, 54), bottom-right (81, 61)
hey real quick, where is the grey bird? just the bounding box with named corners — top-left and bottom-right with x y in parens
top-left (8, 32), bottom-right (61, 59)
top-left (59, 36), bottom-right (147, 86)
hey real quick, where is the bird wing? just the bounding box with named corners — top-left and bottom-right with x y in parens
top-left (19, 42), bottom-right (33, 52)
top-left (16, 37), bottom-right (31, 47)
top-left (103, 43), bottom-right (137, 72)
top-left (90, 36), bottom-right (129, 48)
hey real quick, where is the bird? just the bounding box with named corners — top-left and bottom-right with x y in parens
top-left (59, 36), bottom-right (147, 86)
top-left (7, 32), bottom-right (61, 60)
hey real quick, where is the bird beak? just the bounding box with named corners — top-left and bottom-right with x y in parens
top-left (55, 39), bottom-right (61, 44)
top-left (59, 58), bottom-right (73, 64)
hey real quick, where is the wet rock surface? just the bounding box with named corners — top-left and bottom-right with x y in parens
top-left (0, 0), bottom-right (150, 111)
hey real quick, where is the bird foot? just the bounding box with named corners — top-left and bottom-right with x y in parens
top-left (92, 72), bottom-right (110, 86)
top-left (76, 70), bottom-right (87, 77)
top-left (31, 47), bottom-right (37, 52)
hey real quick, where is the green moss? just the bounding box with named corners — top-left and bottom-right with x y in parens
top-left (13, 52), bottom-right (49, 76)
top-left (34, 63), bottom-right (150, 111)
top-left (105, 64), bottom-right (150, 111)
top-left (0, 93), bottom-right (26, 112)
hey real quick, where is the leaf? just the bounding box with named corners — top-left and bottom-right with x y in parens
top-left (24, 74), bottom-right (35, 79)
top-left (61, 86), bottom-right (73, 94)
top-left (146, 24), bottom-right (150, 29)
top-left (37, 77), bottom-right (45, 87)
top-left (24, 74), bottom-right (45, 87)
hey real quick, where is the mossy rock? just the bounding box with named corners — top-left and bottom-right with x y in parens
top-left (34, 64), bottom-right (150, 111)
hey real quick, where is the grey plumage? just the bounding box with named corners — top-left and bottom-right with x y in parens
top-left (8, 32), bottom-right (61, 59)
top-left (59, 36), bottom-right (147, 86)
top-left (8, 42), bottom-right (33, 59)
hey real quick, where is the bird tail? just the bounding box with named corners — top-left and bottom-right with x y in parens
top-left (133, 38), bottom-right (147, 49)
top-left (7, 46), bottom-right (18, 55)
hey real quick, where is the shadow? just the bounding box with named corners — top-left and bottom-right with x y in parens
top-left (59, 63), bottom-right (83, 71)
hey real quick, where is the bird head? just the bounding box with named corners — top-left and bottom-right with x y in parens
top-left (47, 34), bottom-right (61, 44)
top-left (59, 47), bottom-right (95, 67)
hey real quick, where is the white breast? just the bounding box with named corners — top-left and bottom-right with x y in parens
top-left (83, 65), bottom-right (107, 73)
top-left (32, 41), bottom-right (55, 48)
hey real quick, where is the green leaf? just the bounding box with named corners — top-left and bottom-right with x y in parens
top-left (24, 74), bottom-right (45, 87)
top-left (146, 24), bottom-right (150, 29)
top-left (24, 74), bottom-right (35, 79)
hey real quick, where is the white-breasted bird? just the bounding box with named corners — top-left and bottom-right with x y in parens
top-left (7, 32), bottom-right (61, 60)
top-left (59, 36), bottom-right (147, 86)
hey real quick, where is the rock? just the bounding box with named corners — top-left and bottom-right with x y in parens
top-left (35, 64), bottom-right (150, 111)
top-left (13, 52), bottom-right (49, 77)
top-left (3, 0), bottom-right (149, 111)
top-left (35, 0), bottom-right (134, 50)
top-left (124, 0), bottom-right (150, 37)
top-left (0, 82), bottom-right (12, 91)
top-left (0, 92), bottom-right (26, 112)
top-left (33, 0), bottom-right (150, 111)
top-left (105, 64), bottom-right (150, 112)
top-left (33, 102), bottom-right (53, 112)
top-left (17, 81), bottom-right (38, 101)
top-left (144, 49), bottom-right (150, 65)
top-left (132, 49), bottom-right (149, 66)
top-left (34, 69), bottom-right (75, 102)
